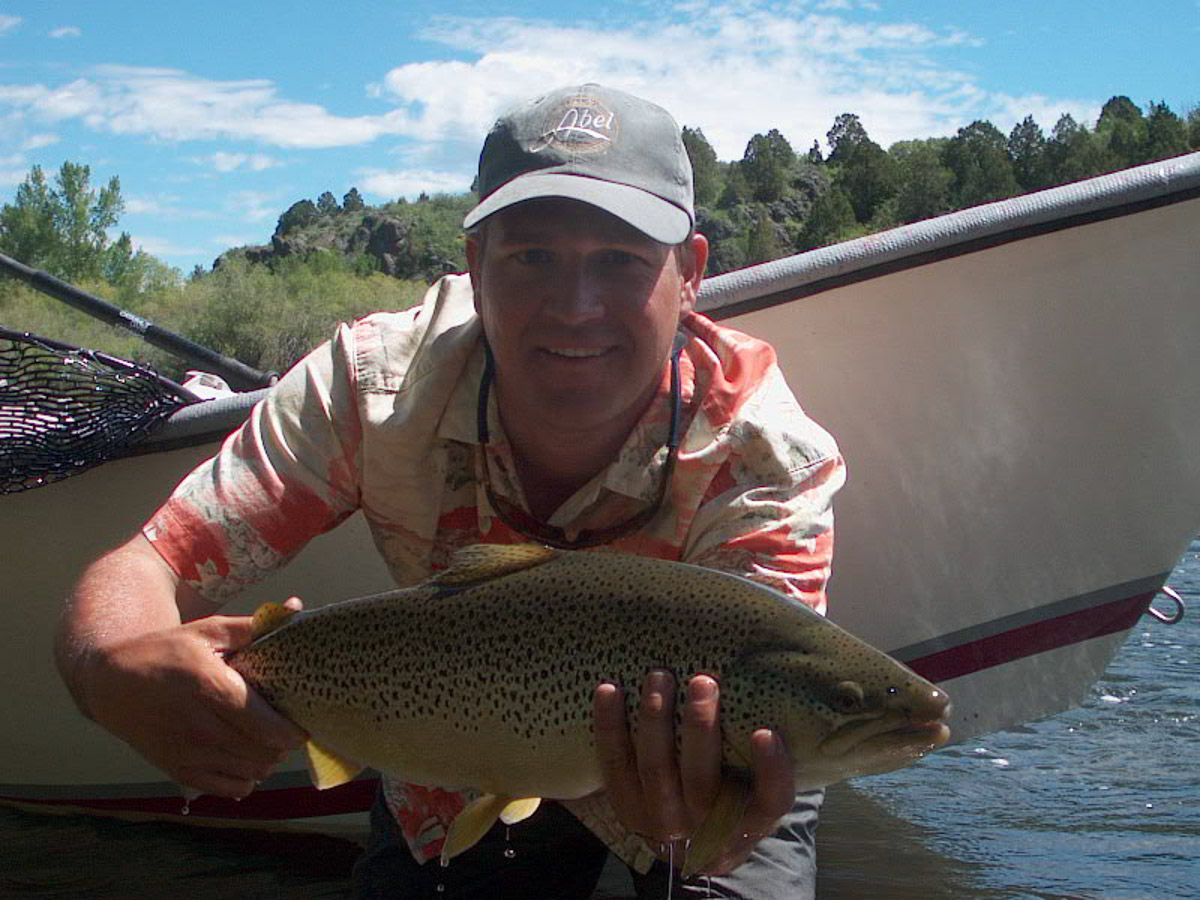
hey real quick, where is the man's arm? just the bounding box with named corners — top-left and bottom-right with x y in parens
top-left (55, 533), bottom-right (307, 798)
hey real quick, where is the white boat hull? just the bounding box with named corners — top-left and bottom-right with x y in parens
top-left (3, 153), bottom-right (1198, 828)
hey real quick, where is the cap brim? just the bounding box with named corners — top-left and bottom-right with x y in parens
top-left (463, 172), bottom-right (693, 245)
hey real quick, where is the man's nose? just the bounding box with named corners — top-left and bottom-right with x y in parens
top-left (545, 261), bottom-right (606, 323)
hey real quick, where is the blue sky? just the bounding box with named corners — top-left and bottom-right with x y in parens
top-left (1, 0), bottom-right (1196, 274)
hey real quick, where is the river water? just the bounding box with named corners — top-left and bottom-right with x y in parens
top-left (3, 549), bottom-right (1197, 898)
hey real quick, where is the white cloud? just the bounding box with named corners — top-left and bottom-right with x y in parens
top-left (21, 132), bottom-right (59, 151)
top-left (49, 26), bottom-right (82, 39)
top-left (210, 233), bottom-right (260, 248)
top-left (374, 4), bottom-right (1086, 156)
top-left (196, 151), bottom-right (281, 173)
top-left (356, 166), bottom-right (472, 200)
top-left (0, 65), bottom-right (408, 148)
top-left (130, 234), bottom-right (204, 258)
top-left (226, 189), bottom-right (285, 223)
top-left (0, 15), bottom-right (20, 36)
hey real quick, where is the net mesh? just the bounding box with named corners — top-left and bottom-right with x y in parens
top-left (1, 328), bottom-right (194, 494)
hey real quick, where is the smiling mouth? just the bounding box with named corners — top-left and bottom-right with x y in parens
top-left (542, 347), bottom-right (611, 359)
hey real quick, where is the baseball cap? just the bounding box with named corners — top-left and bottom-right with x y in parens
top-left (463, 84), bottom-right (695, 244)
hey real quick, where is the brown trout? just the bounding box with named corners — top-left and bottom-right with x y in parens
top-left (227, 543), bottom-right (950, 871)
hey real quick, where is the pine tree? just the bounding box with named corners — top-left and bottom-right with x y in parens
top-left (1008, 116), bottom-right (1049, 192)
top-left (317, 191), bottom-right (340, 215)
top-left (342, 187), bottom-right (366, 212)
top-left (1144, 102), bottom-right (1190, 162)
top-left (682, 127), bottom-right (723, 207)
top-left (742, 130), bottom-right (796, 203)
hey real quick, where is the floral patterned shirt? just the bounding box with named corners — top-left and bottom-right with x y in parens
top-left (144, 273), bottom-right (844, 870)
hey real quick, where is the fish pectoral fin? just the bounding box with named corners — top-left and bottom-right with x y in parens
top-left (434, 543), bottom-right (558, 587)
top-left (442, 793), bottom-right (513, 864)
top-left (681, 774), bottom-right (751, 879)
top-left (499, 796), bottom-right (542, 825)
top-left (250, 601), bottom-right (297, 639)
top-left (304, 740), bottom-right (364, 790)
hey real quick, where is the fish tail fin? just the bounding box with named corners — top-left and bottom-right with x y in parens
top-left (681, 774), bottom-right (750, 878)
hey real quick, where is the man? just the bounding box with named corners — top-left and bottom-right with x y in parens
top-left (56, 84), bottom-right (844, 898)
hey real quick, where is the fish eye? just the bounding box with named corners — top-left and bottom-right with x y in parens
top-left (830, 681), bottom-right (865, 713)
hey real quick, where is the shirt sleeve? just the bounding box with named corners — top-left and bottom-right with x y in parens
top-left (142, 323), bottom-right (364, 605)
top-left (682, 371), bottom-right (845, 616)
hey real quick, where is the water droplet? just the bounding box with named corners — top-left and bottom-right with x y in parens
top-left (440, 855), bottom-right (450, 869)
top-left (180, 802), bottom-right (190, 816)
top-left (503, 848), bottom-right (516, 859)
top-left (436, 884), bottom-right (445, 893)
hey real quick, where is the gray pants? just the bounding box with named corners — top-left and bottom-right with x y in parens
top-left (353, 787), bottom-right (821, 899)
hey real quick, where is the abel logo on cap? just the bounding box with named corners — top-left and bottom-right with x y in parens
top-left (531, 96), bottom-right (618, 155)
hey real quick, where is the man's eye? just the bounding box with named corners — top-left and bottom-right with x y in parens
top-left (515, 249), bottom-right (554, 265)
top-left (598, 250), bottom-right (638, 266)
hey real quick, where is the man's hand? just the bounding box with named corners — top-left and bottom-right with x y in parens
top-left (79, 605), bottom-right (307, 799)
top-left (593, 671), bottom-right (796, 875)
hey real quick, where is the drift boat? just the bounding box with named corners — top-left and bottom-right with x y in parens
top-left (2, 152), bottom-right (1197, 830)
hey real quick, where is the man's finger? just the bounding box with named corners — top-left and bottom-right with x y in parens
top-left (679, 675), bottom-right (721, 824)
top-left (745, 728), bottom-right (795, 825)
top-left (594, 682), bottom-right (652, 833)
top-left (635, 670), bottom-right (688, 841)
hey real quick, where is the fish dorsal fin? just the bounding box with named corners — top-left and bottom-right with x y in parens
top-left (433, 543), bottom-right (558, 587)
top-left (250, 601), bottom-right (297, 640)
top-left (304, 739), bottom-right (364, 790)
top-left (680, 774), bottom-right (750, 878)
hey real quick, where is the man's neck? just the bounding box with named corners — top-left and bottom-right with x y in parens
top-left (497, 383), bottom-right (658, 522)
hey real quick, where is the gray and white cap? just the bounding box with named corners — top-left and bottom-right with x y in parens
top-left (463, 84), bottom-right (695, 244)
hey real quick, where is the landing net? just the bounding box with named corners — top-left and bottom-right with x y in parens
top-left (0, 328), bottom-right (195, 494)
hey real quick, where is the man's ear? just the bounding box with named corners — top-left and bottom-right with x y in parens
top-left (679, 232), bottom-right (709, 315)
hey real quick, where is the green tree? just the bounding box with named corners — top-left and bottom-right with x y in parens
top-left (1144, 101), bottom-right (1190, 161)
top-left (1187, 106), bottom-right (1200, 151)
top-left (682, 127), bottom-right (723, 207)
top-left (826, 113), bottom-right (869, 164)
top-left (834, 137), bottom-right (896, 223)
top-left (1044, 114), bottom-right (1112, 184)
top-left (1096, 96), bottom-right (1147, 168)
top-left (798, 185), bottom-right (856, 251)
top-left (745, 208), bottom-right (784, 264)
top-left (0, 161), bottom-right (126, 281)
top-left (1007, 116), bottom-right (1049, 192)
top-left (317, 191), bottom-right (340, 215)
top-left (343, 187), bottom-right (366, 212)
top-left (889, 139), bottom-right (952, 223)
top-left (717, 162), bottom-right (750, 209)
top-left (742, 129), bottom-right (796, 203)
top-left (275, 199), bottom-right (320, 236)
top-left (943, 120), bottom-right (1019, 208)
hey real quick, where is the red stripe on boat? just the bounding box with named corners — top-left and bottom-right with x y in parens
top-left (906, 591), bottom-right (1155, 683)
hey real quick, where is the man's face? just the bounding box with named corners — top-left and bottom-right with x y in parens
top-left (467, 197), bottom-right (707, 438)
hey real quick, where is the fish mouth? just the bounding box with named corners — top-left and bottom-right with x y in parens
top-left (819, 711), bottom-right (951, 761)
